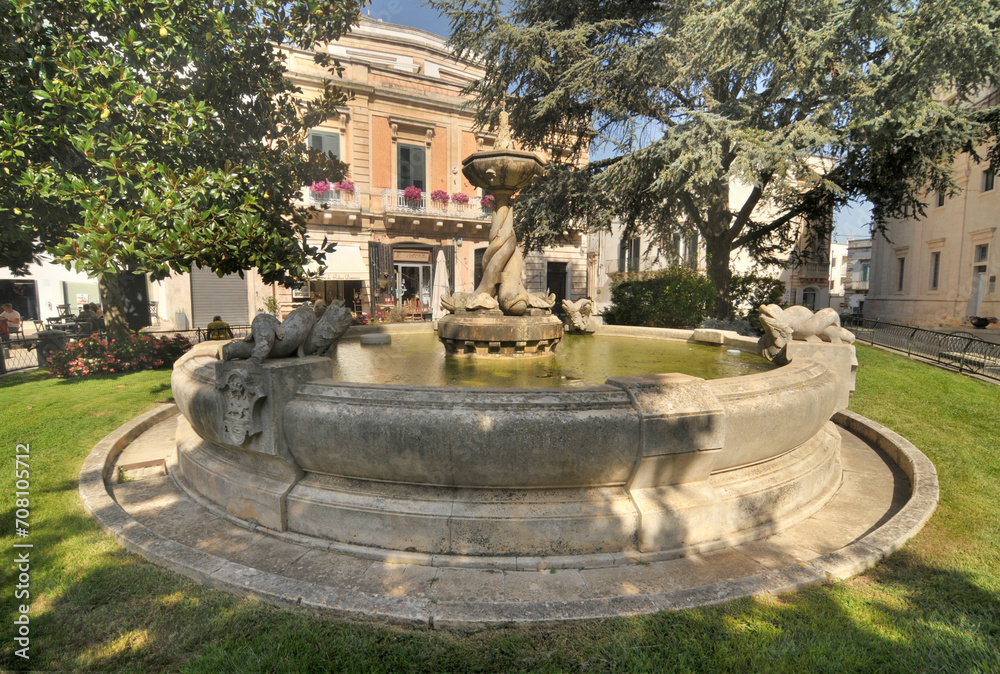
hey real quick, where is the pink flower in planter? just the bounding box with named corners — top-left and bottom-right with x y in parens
top-left (403, 185), bottom-right (423, 203)
top-left (480, 194), bottom-right (495, 209)
top-left (452, 192), bottom-right (470, 204)
top-left (310, 180), bottom-right (332, 194)
top-left (334, 179), bottom-right (355, 193)
top-left (430, 189), bottom-right (450, 203)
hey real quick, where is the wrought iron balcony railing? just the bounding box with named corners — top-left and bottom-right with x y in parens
top-left (305, 188), bottom-right (361, 209)
top-left (381, 189), bottom-right (491, 220)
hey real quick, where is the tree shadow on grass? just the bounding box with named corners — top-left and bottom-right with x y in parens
top-left (5, 503), bottom-right (999, 674)
top-left (0, 369), bottom-right (49, 389)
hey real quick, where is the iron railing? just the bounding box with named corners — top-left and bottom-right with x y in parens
top-left (305, 188), bottom-right (361, 209)
top-left (0, 336), bottom-right (43, 375)
top-left (842, 317), bottom-right (1000, 382)
top-left (381, 189), bottom-right (491, 220)
top-left (140, 325), bottom-right (253, 344)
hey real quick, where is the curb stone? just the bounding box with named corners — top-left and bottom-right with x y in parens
top-left (79, 404), bottom-right (939, 627)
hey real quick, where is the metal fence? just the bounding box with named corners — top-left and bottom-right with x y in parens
top-left (0, 336), bottom-right (44, 375)
top-left (842, 317), bottom-right (1000, 382)
top-left (0, 325), bottom-right (253, 376)
top-left (141, 325), bottom-right (253, 344)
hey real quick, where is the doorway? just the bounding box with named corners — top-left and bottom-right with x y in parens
top-left (396, 264), bottom-right (431, 308)
top-left (546, 262), bottom-right (568, 314)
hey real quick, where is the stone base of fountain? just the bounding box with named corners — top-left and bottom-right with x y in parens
top-left (438, 313), bottom-right (563, 357)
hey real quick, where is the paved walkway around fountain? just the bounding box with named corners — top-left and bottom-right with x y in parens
top-left (79, 404), bottom-right (938, 629)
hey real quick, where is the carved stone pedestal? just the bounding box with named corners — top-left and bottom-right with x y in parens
top-left (437, 313), bottom-right (563, 357)
top-left (172, 343), bottom-right (331, 531)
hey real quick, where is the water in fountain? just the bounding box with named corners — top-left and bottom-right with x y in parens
top-left (330, 333), bottom-right (773, 387)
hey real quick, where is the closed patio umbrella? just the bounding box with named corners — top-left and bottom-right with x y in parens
top-left (431, 250), bottom-right (451, 322)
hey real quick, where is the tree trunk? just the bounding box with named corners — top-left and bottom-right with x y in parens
top-left (98, 273), bottom-right (131, 340)
top-left (704, 235), bottom-right (733, 319)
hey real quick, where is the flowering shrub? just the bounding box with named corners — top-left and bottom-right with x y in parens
top-left (309, 179), bottom-right (332, 194)
top-left (452, 192), bottom-right (469, 205)
top-left (430, 189), bottom-right (450, 203)
top-left (334, 179), bottom-right (355, 193)
top-left (47, 333), bottom-right (193, 378)
top-left (480, 194), bottom-right (495, 209)
top-left (403, 185), bottom-right (423, 203)
top-left (352, 312), bottom-right (371, 326)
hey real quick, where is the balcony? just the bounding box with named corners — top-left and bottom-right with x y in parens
top-left (796, 262), bottom-right (829, 279)
top-left (846, 280), bottom-right (870, 291)
top-left (306, 188), bottom-right (360, 210)
top-left (381, 189), bottom-right (491, 220)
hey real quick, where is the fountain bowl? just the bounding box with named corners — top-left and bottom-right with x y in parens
top-left (170, 324), bottom-right (857, 567)
top-left (461, 149), bottom-right (544, 193)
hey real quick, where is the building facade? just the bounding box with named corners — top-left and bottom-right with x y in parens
top-left (866, 90), bottom-right (999, 327)
top-left (827, 242), bottom-right (848, 313)
top-left (154, 19), bottom-right (591, 328)
top-left (844, 238), bottom-right (872, 316)
top-left (592, 179), bottom-right (834, 315)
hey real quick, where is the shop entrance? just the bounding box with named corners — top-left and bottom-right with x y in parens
top-left (393, 248), bottom-right (433, 317)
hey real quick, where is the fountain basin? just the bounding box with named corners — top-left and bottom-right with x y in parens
top-left (171, 325), bottom-right (855, 564)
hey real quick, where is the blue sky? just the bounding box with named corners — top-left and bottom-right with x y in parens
top-left (362, 1), bottom-right (451, 35)
top-left (369, 2), bottom-right (874, 242)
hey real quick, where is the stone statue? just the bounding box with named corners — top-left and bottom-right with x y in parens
top-left (440, 105), bottom-right (552, 317)
top-left (562, 298), bottom-right (597, 333)
top-left (440, 292), bottom-right (499, 313)
top-left (758, 304), bottom-right (856, 363)
top-left (299, 300), bottom-right (353, 357)
top-left (222, 301), bottom-right (352, 364)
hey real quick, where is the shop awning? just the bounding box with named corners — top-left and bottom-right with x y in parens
top-left (304, 245), bottom-right (368, 281)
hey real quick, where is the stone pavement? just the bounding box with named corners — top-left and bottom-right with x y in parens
top-left (83, 405), bottom-right (936, 628)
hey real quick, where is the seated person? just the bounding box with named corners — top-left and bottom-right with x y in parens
top-left (311, 292), bottom-right (327, 319)
top-left (206, 315), bottom-right (233, 340)
top-left (77, 304), bottom-right (98, 321)
top-left (76, 303), bottom-right (99, 334)
top-left (1, 303), bottom-right (20, 340)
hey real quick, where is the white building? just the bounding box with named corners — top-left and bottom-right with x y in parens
top-left (591, 177), bottom-right (834, 315)
top-left (866, 89), bottom-right (999, 327)
top-left (828, 242), bottom-right (848, 311)
top-left (0, 257), bottom-right (101, 328)
top-left (844, 238), bottom-right (872, 316)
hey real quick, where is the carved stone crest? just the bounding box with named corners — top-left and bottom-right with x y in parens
top-left (216, 367), bottom-right (267, 446)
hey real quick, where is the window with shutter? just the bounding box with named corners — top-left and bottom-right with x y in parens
top-left (398, 144), bottom-right (426, 190)
top-left (308, 130), bottom-right (340, 161)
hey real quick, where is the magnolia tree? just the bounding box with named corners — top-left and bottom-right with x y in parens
top-left (0, 0), bottom-right (359, 334)
top-left (432, 0), bottom-right (1000, 316)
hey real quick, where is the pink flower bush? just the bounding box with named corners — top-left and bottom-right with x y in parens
top-left (403, 185), bottom-right (423, 203)
top-left (309, 180), bottom-right (332, 194)
top-left (47, 333), bottom-right (192, 378)
top-left (334, 179), bottom-right (355, 193)
top-left (430, 189), bottom-right (450, 203)
top-left (480, 194), bottom-right (495, 209)
top-left (452, 192), bottom-right (470, 205)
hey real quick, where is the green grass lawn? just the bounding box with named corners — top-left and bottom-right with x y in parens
top-left (2, 346), bottom-right (999, 672)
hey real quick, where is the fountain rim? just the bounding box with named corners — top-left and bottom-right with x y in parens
top-left (460, 148), bottom-right (545, 167)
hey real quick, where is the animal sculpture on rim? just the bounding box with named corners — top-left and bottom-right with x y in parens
top-left (562, 297), bottom-right (597, 334)
top-left (221, 301), bottom-right (353, 364)
top-left (758, 304), bottom-right (856, 364)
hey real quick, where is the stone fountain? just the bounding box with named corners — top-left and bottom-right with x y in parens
top-left (437, 108), bottom-right (562, 357)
